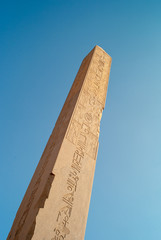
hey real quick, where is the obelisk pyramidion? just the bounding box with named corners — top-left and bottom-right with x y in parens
top-left (7, 46), bottom-right (112, 240)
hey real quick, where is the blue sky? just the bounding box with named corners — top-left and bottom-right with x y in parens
top-left (1, 0), bottom-right (161, 239)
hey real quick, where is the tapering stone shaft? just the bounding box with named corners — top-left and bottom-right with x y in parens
top-left (8, 46), bottom-right (112, 240)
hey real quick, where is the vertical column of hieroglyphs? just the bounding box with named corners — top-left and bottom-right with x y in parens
top-left (66, 46), bottom-right (111, 157)
top-left (52, 46), bottom-right (111, 240)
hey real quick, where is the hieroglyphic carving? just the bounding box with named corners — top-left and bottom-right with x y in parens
top-left (51, 49), bottom-right (110, 239)
top-left (85, 132), bottom-right (98, 159)
top-left (51, 47), bottom-right (111, 240)
top-left (84, 50), bottom-right (111, 106)
top-left (74, 90), bottom-right (103, 137)
top-left (66, 88), bottom-right (103, 159)
top-left (52, 122), bottom-right (87, 240)
top-left (66, 121), bottom-right (81, 145)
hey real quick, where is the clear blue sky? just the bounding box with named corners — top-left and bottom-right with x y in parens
top-left (1, 0), bottom-right (161, 239)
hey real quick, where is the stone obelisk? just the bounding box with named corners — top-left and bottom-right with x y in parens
top-left (7, 46), bottom-right (112, 240)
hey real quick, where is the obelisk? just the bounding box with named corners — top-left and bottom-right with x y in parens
top-left (7, 46), bottom-right (112, 240)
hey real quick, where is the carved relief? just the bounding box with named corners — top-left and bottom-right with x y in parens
top-left (52, 121), bottom-right (87, 240)
top-left (83, 51), bottom-right (111, 105)
top-left (66, 120), bottom-right (81, 145)
top-left (86, 132), bottom-right (98, 159)
top-left (49, 48), bottom-right (111, 240)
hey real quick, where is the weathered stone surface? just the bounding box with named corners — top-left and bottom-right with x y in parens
top-left (7, 46), bottom-right (112, 240)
